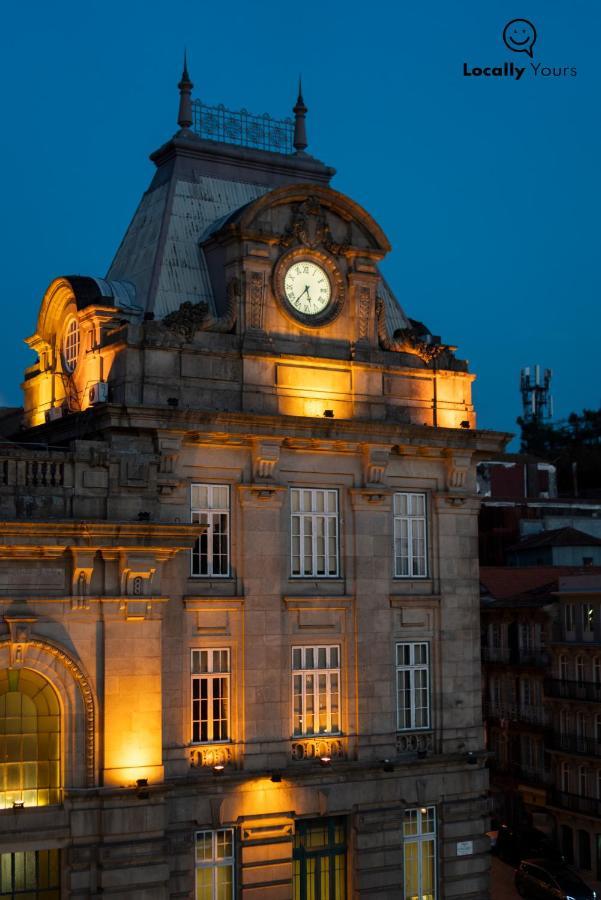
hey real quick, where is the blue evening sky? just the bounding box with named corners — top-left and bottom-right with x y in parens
top-left (1, 0), bottom-right (599, 442)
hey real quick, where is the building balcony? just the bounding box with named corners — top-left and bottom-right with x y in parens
top-left (484, 703), bottom-right (550, 727)
top-left (482, 647), bottom-right (548, 667)
top-left (545, 678), bottom-right (601, 704)
top-left (549, 788), bottom-right (601, 819)
top-left (492, 760), bottom-right (552, 787)
top-left (547, 731), bottom-right (601, 759)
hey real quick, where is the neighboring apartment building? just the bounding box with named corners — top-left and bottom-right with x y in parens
top-left (480, 458), bottom-right (601, 882)
top-left (0, 66), bottom-right (507, 899)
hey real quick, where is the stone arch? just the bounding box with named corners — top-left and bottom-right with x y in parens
top-left (0, 638), bottom-right (97, 787)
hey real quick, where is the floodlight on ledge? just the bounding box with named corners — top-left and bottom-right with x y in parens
top-left (213, 764), bottom-right (225, 775)
top-left (319, 755), bottom-right (332, 767)
top-left (12, 800), bottom-right (24, 809)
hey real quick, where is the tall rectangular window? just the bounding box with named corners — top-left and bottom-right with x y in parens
top-left (0, 849), bottom-right (60, 898)
top-left (403, 807), bottom-right (436, 900)
top-left (191, 484), bottom-right (230, 577)
top-left (293, 817), bottom-right (346, 900)
top-left (191, 650), bottom-right (230, 743)
top-left (195, 829), bottom-right (234, 900)
top-left (292, 646), bottom-right (340, 736)
top-left (397, 642), bottom-right (430, 731)
top-left (564, 603), bottom-right (576, 633)
top-left (393, 492), bottom-right (427, 578)
top-left (291, 489), bottom-right (339, 578)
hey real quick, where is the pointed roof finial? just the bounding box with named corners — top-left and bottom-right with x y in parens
top-left (293, 76), bottom-right (308, 154)
top-left (177, 50), bottom-right (194, 131)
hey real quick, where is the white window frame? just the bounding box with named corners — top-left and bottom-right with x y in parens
top-left (403, 806), bottom-right (437, 900)
top-left (290, 488), bottom-right (339, 578)
top-left (396, 642), bottom-right (431, 731)
top-left (191, 484), bottom-right (230, 578)
top-left (63, 316), bottom-right (80, 372)
top-left (195, 828), bottom-right (235, 899)
top-left (292, 645), bottom-right (341, 736)
top-left (393, 492), bottom-right (428, 578)
top-left (191, 649), bottom-right (231, 744)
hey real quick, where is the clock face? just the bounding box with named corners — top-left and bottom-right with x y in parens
top-left (284, 260), bottom-right (332, 317)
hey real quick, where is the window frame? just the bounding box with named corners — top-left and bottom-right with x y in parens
top-left (290, 488), bottom-right (339, 579)
top-left (291, 645), bottom-right (341, 737)
top-left (190, 483), bottom-right (231, 578)
top-left (393, 491), bottom-right (428, 579)
top-left (62, 316), bottom-right (80, 374)
top-left (403, 806), bottom-right (437, 900)
top-left (191, 649), bottom-right (231, 745)
top-left (396, 641), bottom-right (431, 732)
top-left (194, 828), bottom-right (235, 900)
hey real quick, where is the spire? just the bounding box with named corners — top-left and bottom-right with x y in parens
top-left (177, 51), bottom-right (194, 130)
top-left (293, 77), bottom-right (308, 154)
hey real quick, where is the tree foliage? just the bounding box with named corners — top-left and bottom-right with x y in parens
top-left (518, 408), bottom-right (601, 495)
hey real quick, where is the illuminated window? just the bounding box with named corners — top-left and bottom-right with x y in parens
top-left (403, 806), bottom-right (436, 900)
top-left (0, 849), bottom-right (60, 898)
top-left (191, 650), bottom-right (230, 744)
top-left (292, 646), bottom-right (340, 736)
top-left (293, 817), bottom-right (346, 900)
top-left (291, 489), bottom-right (339, 577)
top-left (583, 604), bottom-right (595, 636)
top-left (195, 828), bottom-right (234, 900)
top-left (393, 492), bottom-right (427, 578)
top-left (191, 485), bottom-right (230, 577)
top-left (62, 317), bottom-right (80, 373)
top-left (0, 669), bottom-right (60, 809)
top-left (396, 642), bottom-right (430, 731)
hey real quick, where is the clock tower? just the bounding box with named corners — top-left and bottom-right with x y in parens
top-left (3, 59), bottom-right (508, 900)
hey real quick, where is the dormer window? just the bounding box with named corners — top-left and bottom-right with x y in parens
top-left (62, 317), bottom-right (80, 373)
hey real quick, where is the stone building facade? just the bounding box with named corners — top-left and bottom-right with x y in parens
top-left (0, 68), bottom-right (507, 898)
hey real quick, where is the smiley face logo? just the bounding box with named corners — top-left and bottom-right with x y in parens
top-left (503, 18), bottom-right (537, 57)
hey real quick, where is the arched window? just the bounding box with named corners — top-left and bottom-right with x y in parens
top-left (0, 668), bottom-right (60, 808)
top-left (62, 317), bottom-right (80, 373)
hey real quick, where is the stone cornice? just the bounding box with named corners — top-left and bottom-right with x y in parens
top-left (19, 402), bottom-right (511, 457)
top-left (0, 521), bottom-right (201, 548)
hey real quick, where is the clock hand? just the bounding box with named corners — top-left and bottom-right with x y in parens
top-left (295, 286), bottom-right (309, 302)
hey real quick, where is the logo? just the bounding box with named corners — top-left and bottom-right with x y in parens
top-left (462, 18), bottom-right (577, 81)
top-left (503, 18), bottom-right (537, 58)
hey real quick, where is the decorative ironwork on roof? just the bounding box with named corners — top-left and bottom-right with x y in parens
top-left (190, 100), bottom-right (294, 154)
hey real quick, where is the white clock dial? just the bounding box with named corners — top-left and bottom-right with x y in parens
top-left (284, 260), bottom-right (331, 316)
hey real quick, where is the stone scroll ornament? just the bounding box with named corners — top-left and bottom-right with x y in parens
top-left (158, 277), bottom-right (240, 341)
top-left (375, 297), bottom-right (448, 363)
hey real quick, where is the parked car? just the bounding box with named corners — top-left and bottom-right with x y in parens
top-left (515, 859), bottom-right (597, 899)
top-left (496, 824), bottom-right (560, 865)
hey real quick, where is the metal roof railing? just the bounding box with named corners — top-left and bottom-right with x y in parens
top-left (190, 100), bottom-right (294, 154)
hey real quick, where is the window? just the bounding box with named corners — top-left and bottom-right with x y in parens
top-left (561, 762), bottom-right (571, 793)
top-left (293, 817), bottom-right (346, 900)
top-left (490, 677), bottom-right (502, 711)
top-left (393, 492), bottom-right (427, 578)
top-left (291, 489), bottom-right (339, 578)
top-left (0, 669), bottom-right (60, 809)
top-left (559, 655), bottom-right (569, 681)
top-left (403, 807), bottom-right (436, 900)
top-left (578, 829), bottom-right (591, 870)
top-left (579, 765), bottom-right (588, 796)
top-left (594, 657), bottom-right (601, 686)
top-left (564, 603), bottom-right (576, 633)
top-left (576, 656), bottom-right (585, 685)
top-left (396, 643), bottom-right (430, 731)
top-left (62, 317), bottom-right (80, 372)
top-left (195, 829), bottom-right (234, 900)
top-left (576, 711), bottom-right (587, 739)
top-left (597, 770), bottom-right (601, 801)
top-left (596, 714), bottom-right (601, 744)
top-left (584, 604), bottom-right (596, 637)
top-left (191, 650), bottom-right (230, 744)
top-left (292, 646), bottom-right (340, 736)
top-left (0, 849), bottom-right (60, 898)
top-left (560, 708), bottom-right (571, 735)
top-left (191, 485), bottom-right (230, 577)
